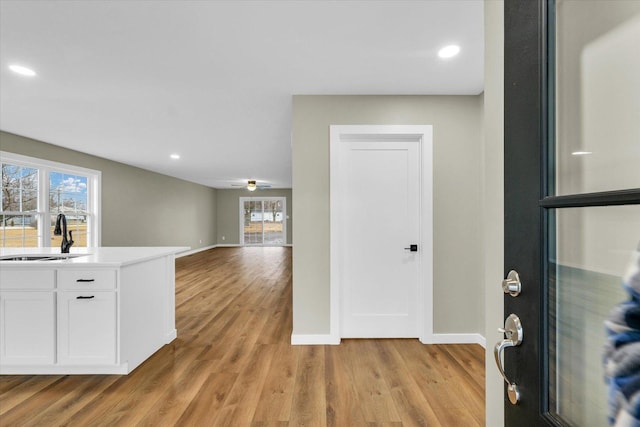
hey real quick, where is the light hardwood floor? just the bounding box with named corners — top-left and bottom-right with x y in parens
top-left (0, 247), bottom-right (485, 426)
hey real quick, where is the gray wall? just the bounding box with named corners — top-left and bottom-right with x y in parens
top-left (291, 95), bottom-right (484, 336)
top-left (1, 131), bottom-right (217, 249)
top-left (216, 188), bottom-right (293, 245)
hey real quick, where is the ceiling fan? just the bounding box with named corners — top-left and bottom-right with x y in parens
top-left (231, 180), bottom-right (271, 192)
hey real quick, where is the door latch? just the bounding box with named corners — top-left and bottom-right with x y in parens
top-left (404, 244), bottom-right (418, 252)
top-left (494, 313), bottom-right (523, 405)
top-left (502, 270), bottom-right (522, 297)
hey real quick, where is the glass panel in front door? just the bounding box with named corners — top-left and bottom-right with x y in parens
top-left (549, 2), bottom-right (640, 425)
top-left (553, 1), bottom-right (640, 196)
top-left (548, 205), bottom-right (640, 426)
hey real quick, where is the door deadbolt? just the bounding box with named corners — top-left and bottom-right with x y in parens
top-left (494, 313), bottom-right (523, 404)
top-left (502, 270), bottom-right (521, 297)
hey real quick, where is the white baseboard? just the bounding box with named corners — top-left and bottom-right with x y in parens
top-left (164, 329), bottom-right (178, 343)
top-left (176, 245), bottom-right (216, 257)
top-left (0, 363), bottom-right (129, 375)
top-left (291, 334), bottom-right (340, 345)
top-left (290, 333), bottom-right (485, 347)
top-left (178, 244), bottom-right (291, 257)
top-left (426, 333), bottom-right (486, 348)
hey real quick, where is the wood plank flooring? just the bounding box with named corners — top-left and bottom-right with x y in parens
top-left (0, 247), bottom-right (485, 426)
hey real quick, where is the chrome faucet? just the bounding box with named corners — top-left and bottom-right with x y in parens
top-left (54, 214), bottom-right (74, 253)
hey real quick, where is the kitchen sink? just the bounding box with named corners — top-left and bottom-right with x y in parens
top-left (0, 254), bottom-right (85, 261)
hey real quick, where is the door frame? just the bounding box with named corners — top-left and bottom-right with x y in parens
top-left (239, 196), bottom-right (287, 246)
top-left (329, 125), bottom-right (433, 344)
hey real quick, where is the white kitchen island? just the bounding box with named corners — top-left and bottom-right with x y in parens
top-left (0, 247), bottom-right (188, 375)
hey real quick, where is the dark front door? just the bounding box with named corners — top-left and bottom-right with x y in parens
top-left (503, 0), bottom-right (640, 425)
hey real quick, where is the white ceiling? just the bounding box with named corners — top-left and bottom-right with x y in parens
top-left (0, 0), bottom-right (484, 189)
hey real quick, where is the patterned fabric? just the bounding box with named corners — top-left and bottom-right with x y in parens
top-left (605, 245), bottom-right (640, 427)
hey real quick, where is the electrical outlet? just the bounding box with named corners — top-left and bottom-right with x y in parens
top-left (199, 239), bottom-right (202, 244)
top-left (222, 236), bottom-right (226, 241)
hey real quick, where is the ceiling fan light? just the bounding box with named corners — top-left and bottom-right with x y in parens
top-left (247, 180), bottom-right (257, 191)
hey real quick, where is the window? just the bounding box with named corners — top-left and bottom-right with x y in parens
top-left (240, 197), bottom-right (286, 246)
top-left (0, 151), bottom-right (101, 248)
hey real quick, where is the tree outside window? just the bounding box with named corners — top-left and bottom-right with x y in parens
top-left (1, 163), bottom-right (39, 246)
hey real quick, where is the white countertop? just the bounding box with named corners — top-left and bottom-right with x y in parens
top-left (0, 247), bottom-right (190, 267)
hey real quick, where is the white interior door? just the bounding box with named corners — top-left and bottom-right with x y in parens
top-left (340, 139), bottom-right (421, 338)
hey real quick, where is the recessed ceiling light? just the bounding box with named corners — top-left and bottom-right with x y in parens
top-left (438, 45), bottom-right (461, 59)
top-left (571, 151), bottom-right (592, 156)
top-left (9, 64), bottom-right (36, 76)
top-left (170, 154), bottom-right (180, 160)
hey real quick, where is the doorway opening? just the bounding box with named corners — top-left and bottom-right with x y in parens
top-left (240, 197), bottom-right (286, 246)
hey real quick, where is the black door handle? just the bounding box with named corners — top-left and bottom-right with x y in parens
top-left (404, 244), bottom-right (418, 252)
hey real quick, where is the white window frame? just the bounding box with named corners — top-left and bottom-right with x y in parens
top-left (239, 196), bottom-right (286, 246)
top-left (0, 151), bottom-right (101, 248)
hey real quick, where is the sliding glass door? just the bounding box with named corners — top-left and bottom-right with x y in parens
top-left (240, 197), bottom-right (286, 246)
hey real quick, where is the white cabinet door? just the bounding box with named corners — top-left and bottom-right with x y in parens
top-left (0, 292), bottom-right (55, 365)
top-left (57, 292), bottom-right (116, 365)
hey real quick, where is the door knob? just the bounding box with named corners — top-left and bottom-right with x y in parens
top-left (494, 313), bottom-right (523, 404)
top-left (404, 244), bottom-right (418, 252)
top-left (502, 270), bottom-right (521, 297)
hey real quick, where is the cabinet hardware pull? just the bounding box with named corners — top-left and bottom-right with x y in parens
top-left (76, 296), bottom-right (95, 299)
top-left (76, 279), bottom-right (95, 283)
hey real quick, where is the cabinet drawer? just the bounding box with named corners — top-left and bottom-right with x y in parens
top-left (58, 270), bottom-right (116, 290)
top-left (0, 270), bottom-right (55, 290)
